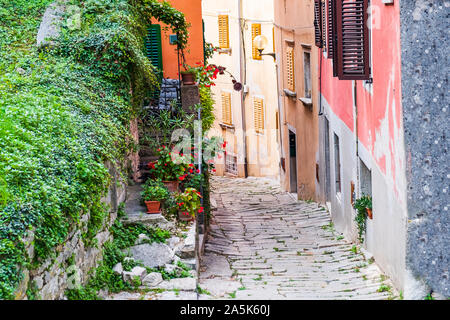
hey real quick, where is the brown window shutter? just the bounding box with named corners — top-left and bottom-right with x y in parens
top-left (286, 46), bottom-right (295, 92)
top-left (322, 0), bottom-right (327, 51)
top-left (252, 24), bottom-right (262, 60)
top-left (218, 15), bottom-right (230, 49)
top-left (336, 0), bottom-right (370, 80)
top-left (253, 97), bottom-right (265, 134)
top-left (327, 0), bottom-right (336, 60)
top-left (221, 92), bottom-right (232, 125)
top-left (314, 0), bottom-right (323, 48)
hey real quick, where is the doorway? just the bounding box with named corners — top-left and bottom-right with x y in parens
top-left (289, 130), bottom-right (297, 193)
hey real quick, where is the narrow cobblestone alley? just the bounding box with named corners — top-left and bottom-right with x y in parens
top-left (198, 177), bottom-right (399, 300)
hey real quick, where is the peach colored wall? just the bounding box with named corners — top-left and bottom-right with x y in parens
top-left (274, 0), bottom-right (319, 200)
top-left (152, 0), bottom-right (204, 79)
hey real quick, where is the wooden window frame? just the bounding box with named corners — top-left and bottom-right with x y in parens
top-left (252, 23), bottom-right (262, 60)
top-left (285, 45), bottom-right (295, 93)
top-left (221, 92), bottom-right (232, 125)
top-left (253, 97), bottom-right (265, 134)
top-left (218, 15), bottom-right (230, 49)
top-left (314, 0), bottom-right (323, 48)
top-left (335, 0), bottom-right (370, 80)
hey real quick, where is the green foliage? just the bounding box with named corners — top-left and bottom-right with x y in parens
top-left (0, 0), bottom-right (188, 299)
top-left (354, 195), bottom-right (372, 243)
top-left (140, 181), bottom-right (169, 202)
top-left (149, 146), bottom-right (192, 181)
top-left (111, 220), bottom-right (170, 250)
top-left (173, 188), bottom-right (203, 219)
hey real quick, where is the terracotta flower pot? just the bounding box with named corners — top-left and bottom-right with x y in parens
top-left (163, 180), bottom-right (180, 193)
top-left (145, 201), bottom-right (161, 214)
top-left (366, 208), bottom-right (373, 220)
top-left (181, 72), bottom-right (196, 85)
top-left (178, 211), bottom-right (194, 222)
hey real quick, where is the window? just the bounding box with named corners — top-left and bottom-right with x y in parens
top-left (145, 24), bottom-right (163, 80)
top-left (359, 159), bottom-right (372, 197)
top-left (314, 0), bottom-right (323, 48)
top-left (251, 23), bottom-right (262, 60)
top-left (218, 15), bottom-right (230, 49)
top-left (334, 133), bottom-right (341, 194)
top-left (303, 51), bottom-right (312, 99)
top-left (221, 92), bottom-right (232, 125)
top-left (286, 46), bottom-right (295, 92)
top-left (321, 0), bottom-right (327, 52)
top-left (335, 0), bottom-right (370, 80)
top-left (253, 97), bottom-right (265, 134)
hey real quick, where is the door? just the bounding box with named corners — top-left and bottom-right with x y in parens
top-left (289, 130), bottom-right (298, 193)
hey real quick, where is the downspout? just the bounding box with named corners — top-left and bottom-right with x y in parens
top-left (238, 0), bottom-right (249, 177)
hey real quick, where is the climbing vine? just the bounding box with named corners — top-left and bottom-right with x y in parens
top-left (0, 0), bottom-right (189, 299)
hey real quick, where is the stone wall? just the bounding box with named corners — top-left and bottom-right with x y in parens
top-left (400, 0), bottom-right (449, 298)
top-left (14, 162), bottom-right (127, 300)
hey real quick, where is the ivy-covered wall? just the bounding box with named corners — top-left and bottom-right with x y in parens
top-left (0, 0), bottom-right (188, 300)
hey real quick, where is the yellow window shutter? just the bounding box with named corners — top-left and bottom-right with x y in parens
top-left (218, 15), bottom-right (230, 49)
top-left (253, 97), bottom-right (264, 134)
top-left (221, 92), bottom-right (232, 125)
top-left (286, 46), bottom-right (295, 92)
top-left (252, 24), bottom-right (262, 60)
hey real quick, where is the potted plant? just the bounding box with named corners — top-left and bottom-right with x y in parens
top-left (149, 146), bottom-right (192, 192)
top-left (141, 181), bottom-right (170, 214)
top-left (173, 188), bottom-right (203, 222)
top-left (181, 65), bottom-right (197, 85)
top-left (354, 195), bottom-right (373, 242)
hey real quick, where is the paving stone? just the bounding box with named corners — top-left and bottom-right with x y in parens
top-left (199, 177), bottom-right (398, 300)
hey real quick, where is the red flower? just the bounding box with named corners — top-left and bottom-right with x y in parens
top-left (189, 169), bottom-right (194, 174)
top-left (198, 207), bottom-right (204, 213)
top-left (188, 164), bottom-right (194, 168)
top-left (212, 169), bottom-right (216, 173)
top-left (179, 175), bottom-right (185, 181)
top-left (196, 169), bottom-right (200, 174)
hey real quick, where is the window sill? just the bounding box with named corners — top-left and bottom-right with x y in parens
top-left (220, 123), bottom-right (235, 130)
top-left (283, 89), bottom-right (297, 98)
top-left (218, 48), bottom-right (232, 55)
top-left (299, 97), bottom-right (312, 106)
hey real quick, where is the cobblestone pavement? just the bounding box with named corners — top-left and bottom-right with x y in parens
top-left (198, 177), bottom-right (399, 300)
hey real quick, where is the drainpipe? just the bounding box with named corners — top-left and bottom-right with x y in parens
top-left (238, 0), bottom-right (249, 178)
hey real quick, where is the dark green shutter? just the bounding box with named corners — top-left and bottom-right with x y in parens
top-left (145, 24), bottom-right (163, 81)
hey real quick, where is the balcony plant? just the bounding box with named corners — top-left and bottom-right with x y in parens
top-left (141, 180), bottom-right (170, 214)
top-left (173, 188), bottom-right (203, 222)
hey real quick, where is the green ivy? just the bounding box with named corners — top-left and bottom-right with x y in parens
top-left (354, 195), bottom-right (372, 243)
top-left (0, 0), bottom-right (189, 299)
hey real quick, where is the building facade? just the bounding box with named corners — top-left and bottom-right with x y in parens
top-left (274, 0), bottom-right (320, 200)
top-left (202, 0), bottom-right (280, 178)
top-left (313, 0), bottom-right (448, 298)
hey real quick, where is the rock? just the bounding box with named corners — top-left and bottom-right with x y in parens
top-left (164, 264), bottom-right (179, 273)
top-left (122, 266), bottom-right (147, 283)
top-left (135, 234), bottom-right (150, 245)
top-left (167, 236), bottom-right (181, 249)
top-left (112, 263), bottom-right (123, 275)
top-left (158, 277), bottom-right (197, 291)
top-left (177, 224), bottom-right (196, 259)
top-left (142, 272), bottom-right (163, 287)
top-left (180, 259), bottom-right (196, 270)
top-left (128, 243), bottom-right (174, 268)
top-left (36, 1), bottom-right (67, 48)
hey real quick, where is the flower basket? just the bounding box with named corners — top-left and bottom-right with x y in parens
top-left (163, 180), bottom-right (180, 193)
top-left (181, 71), bottom-right (196, 85)
top-left (178, 211), bottom-right (195, 222)
top-left (145, 201), bottom-right (161, 214)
